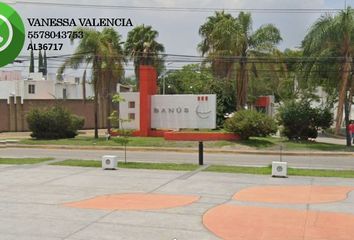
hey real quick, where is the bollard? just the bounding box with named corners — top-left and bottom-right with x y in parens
top-left (199, 141), bottom-right (204, 165)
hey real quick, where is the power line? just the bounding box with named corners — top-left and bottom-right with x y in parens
top-left (4, 63), bottom-right (350, 74)
top-left (14, 1), bottom-right (342, 13)
top-left (17, 51), bottom-right (352, 62)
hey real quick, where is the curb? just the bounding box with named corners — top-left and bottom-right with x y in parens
top-left (5, 144), bottom-right (354, 157)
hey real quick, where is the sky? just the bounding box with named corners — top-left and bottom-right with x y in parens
top-left (3, 0), bottom-right (354, 78)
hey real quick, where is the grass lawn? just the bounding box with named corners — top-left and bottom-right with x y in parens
top-left (0, 157), bottom-right (54, 165)
top-left (50, 159), bottom-right (199, 171)
top-left (18, 136), bottom-right (354, 152)
top-left (205, 165), bottom-right (354, 178)
top-left (239, 137), bottom-right (354, 152)
top-left (20, 136), bottom-right (196, 148)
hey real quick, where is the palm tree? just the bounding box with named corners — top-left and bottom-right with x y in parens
top-left (58, 27), bottom-right (124, 138)
top-left (199, 11), bottom-right (282, 110)
top-left (302, 7), bottom-right (354, 134)
top-left (124, 25), bottom-right (165, 89)
top-left (100, 28), bottom-right (125, 132)
top-left (198, 11), bottom-right (237, 79)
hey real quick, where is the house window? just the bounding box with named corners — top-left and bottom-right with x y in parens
top-left (28, 84), bottom-right (35, 94)
top-left (63, 88), bottom-right (67, 99)
top-left (128, 101), bottom-right (135, 108)
top-left (75, 77), bottom-right (80, 84)
top-left (128, 113), bottom-right (135, 120)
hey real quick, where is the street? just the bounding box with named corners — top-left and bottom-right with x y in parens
top-left (0, 147), bottom-right (353, 170)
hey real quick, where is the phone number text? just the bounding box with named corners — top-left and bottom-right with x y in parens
top-left (27, 31), bottom-right (83, 39)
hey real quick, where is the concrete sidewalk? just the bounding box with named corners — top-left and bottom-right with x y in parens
top-left (1, 163), bottom-right (354, 239)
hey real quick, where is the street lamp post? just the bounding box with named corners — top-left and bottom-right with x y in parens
top-left (162, 77), bottom-right (165, 95)
top-left (161, 62), bottom-right (172, 95)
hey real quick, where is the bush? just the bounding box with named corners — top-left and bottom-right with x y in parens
top-left (26, 106), bottom-right (84, 139)
top-left (224, 110), bottom-right (277, 140)
top-left (277, 101), bottom-right (333, 140)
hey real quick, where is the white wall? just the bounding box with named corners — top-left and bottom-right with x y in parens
top-left (55, 82), bottom-right (94, 99)
top-left (0, 80), bottom-right (18, 99)
top-left (151, 94), bottom-right (217, 129)
top-left (0, 70), bottom-right (22, 81)
top-left (24, 80), bottom-right (55, 99)
top-left (119, 92), bottom-right (140, 130)
top-left (0, 72), bottom-right (95, 101)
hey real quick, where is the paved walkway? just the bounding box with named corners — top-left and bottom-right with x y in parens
top-left (316, 135), bottom-right (347, 145)
top-left (1, 163), bottom-right (354, 239)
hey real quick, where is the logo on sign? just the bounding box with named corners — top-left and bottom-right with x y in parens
top-left (0, 2), bottom-right (25, 68)
top-left (196, 96), bottom-right (212, 119)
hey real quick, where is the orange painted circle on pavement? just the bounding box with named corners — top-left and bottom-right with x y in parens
top-left (203, 204), bottom-right (354, 240)
top-left (64, 193), bottom-right (200, 210)
top-left (233, 185), bottom-right (354, 204)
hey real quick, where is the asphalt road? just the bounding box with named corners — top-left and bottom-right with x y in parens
top-left (0, 147), bottom-right (354, 170)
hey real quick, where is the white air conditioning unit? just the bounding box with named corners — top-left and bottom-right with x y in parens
top-left (272, 161), bottom-right (287, 177)
top-left (102, 155), bottom-right (118, 170)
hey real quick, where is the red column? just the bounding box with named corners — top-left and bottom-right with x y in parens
top-left (139, 65), bottom-right (157, 136)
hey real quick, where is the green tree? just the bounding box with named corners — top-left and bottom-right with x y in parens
top-left (234, 12), bottom-right (282, 110)
top-left (161, 64), bottom-right (235, 126)
top-left (124, 25), bottom-right (165, 89)
top-left (248, 49), bottom-right (301, 104)
top-left (199, 11), bottom-right (282, 110)
top-left (27, 106), bottom-right (84, 139)
top-left (109, 94), bottom-right (132, 163)
top-left (43, 50), bottom-right (47, 76)
top-left (224, 110), bottom-right (277, 140)
top-left (38, 50), bottom-right (44, 73)
top-left (100, 28), bottom-right (126, 132)
top-left (278, 100), bottom-right (333, 140)
top-left (29, 48), bottom-right (34, 73)
top-left (302, 7), bottom-right (354, 134)
top-left (198, 11), bottom-right (237, 79)
top-left (160, 64), bottom-right (210, 94)
top-left (58, 27), bottom-right (125, 138)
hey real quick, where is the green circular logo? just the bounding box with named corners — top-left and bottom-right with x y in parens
top-left (0, 2), bottom-right (25, 68)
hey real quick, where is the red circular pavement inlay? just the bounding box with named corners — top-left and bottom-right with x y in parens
top-left (203, 204), bottom-right (354, 240)
top-left (64, 193), bottom-right (200, 210)
top-left (233, 185), bottom-right (354, 204)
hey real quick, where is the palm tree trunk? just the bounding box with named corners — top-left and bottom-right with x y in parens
top-left (94, 94), bottom-right (99, 139)
top-left (82, 70), bottom-right (86, 104)
top-left (335, 54), bottom-right (351, 134)
top-left (236, 57), bottom-right (248, 110)
top-left (106, 71), bottom-right (112, 134)
top-left (93, 56), bottom-right (101, 139)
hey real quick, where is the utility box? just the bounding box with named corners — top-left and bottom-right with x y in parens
top-left (272, 161), bottom-right (287, 177)
top-left (102, 155), bottom-right (118, 170)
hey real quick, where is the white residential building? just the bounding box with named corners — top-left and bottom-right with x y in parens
top-left (0, 71), bottom-right (94, 101)
top-left (312, 86), bottom-right (354, 123)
